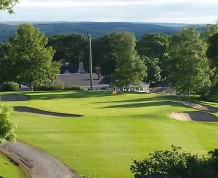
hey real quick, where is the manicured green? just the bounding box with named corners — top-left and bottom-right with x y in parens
top-left (2, 91), bottom-right (218, 178)
top-left (0, 153), bottom-right (25, 178)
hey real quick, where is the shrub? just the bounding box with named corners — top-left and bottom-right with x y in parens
top-left (0, 104), bottom-right (16, 143)
top-left (35, 82), bottom-right (64, 91)
top-left (0, 82), bottom-right (19, 91)
top-left (130, 145), bottom-right (218, 178)
top-left (63, 85), bottom-right (84, 91)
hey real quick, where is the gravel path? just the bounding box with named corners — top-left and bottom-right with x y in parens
top-left (0, 141), bottom-right (79, 178)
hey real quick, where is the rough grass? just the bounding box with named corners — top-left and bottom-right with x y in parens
top-left (2, 91), bottom-right (218, 178)
top-left (0, 153), bottom-right (26, 178)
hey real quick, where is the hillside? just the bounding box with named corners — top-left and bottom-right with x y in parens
top-left (0, 22), bottom-right (202, 42)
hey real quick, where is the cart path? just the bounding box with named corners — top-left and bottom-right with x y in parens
top-left (0, 141), bottom-right (79, 178)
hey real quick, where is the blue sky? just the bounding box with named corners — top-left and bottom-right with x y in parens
top-left (0, 0), bottom-right (217, 23)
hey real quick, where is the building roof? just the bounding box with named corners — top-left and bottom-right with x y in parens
top-left (57, 73), bottom-right (110, 88)
top-left (60, 65), bottom-right (79, 74)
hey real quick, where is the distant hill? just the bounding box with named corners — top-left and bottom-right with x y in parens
top-left (0, 22), bottom-right (203, 42)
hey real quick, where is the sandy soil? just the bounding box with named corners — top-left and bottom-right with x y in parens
top-left (0, 141), bottom-right (79, 178)
top-left (170, 111), bottom-right (218, 122)
top-left (14, 106), bottom-right (83, 118)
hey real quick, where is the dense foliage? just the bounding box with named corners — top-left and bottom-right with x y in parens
top-left (165, 28), bottom-right (211, 96)
top-left (0, 82), bottom-right (19, 91)
top-left (0, 0), bottom-right (18, 13)
top-left (10, 24), bottom-right (61, 89)
top-left (0, 104), bottom-right (16, 143)
top-left (131, 145), bottom-right (218, 178)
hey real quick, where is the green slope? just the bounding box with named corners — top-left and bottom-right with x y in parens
top-left (2, 91), bottom-right (218, 178)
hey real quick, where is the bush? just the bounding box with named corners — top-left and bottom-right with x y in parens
top-left (0, 104), bottom-right (16, 143)
top-left (130, 145), bottom-right (218, 178)
top-left (35, 82), bottom-right (84, 91)
top-left (0, 82), bottom-right (19, 91)
top-left (34, 82), bottom-right (64, 91)
top-left (64, 85), bottom-right (84, 91)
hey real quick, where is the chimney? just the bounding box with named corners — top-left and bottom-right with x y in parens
top-left (95, 67), bottom-right (101, 80)
top-left (77, 62), bottom-right (86, 73)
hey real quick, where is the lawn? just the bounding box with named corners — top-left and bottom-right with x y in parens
top-left (0, 153), bottom-right (26, 178)
top-left (2, 91), bottom-right (218, 178)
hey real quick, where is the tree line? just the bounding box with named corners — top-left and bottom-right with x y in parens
top-left (48, 22), bottom-right (218, 101)
top-left (0, 22), bottom-right (218, 101)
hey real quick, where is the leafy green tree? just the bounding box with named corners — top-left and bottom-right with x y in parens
top-left (111, 32), bottom-right (147, 87)
top-left (10, 24), bottom-right (61, 89)
top-left (137, 33), bottom-right (169, 60)
top-left (0, 0), bottom-right (18, 13)
top-left (48, 34), bottom-right (88, 66)
top-left (207, 33), bottom-right (218, 71)
top-left (201, 32), bottom-right (218, 101)
top-left (142, 56), bottom-right (161, 85)
top-left (92, 34), bottom-right (119, 75)
top-left (136, 34), bottom-right (169, 82)
top-left (165, 28), bottom-right (211, 96)
top-left (0, 43), bottom-right (16, 83)
top-left (0, 104), bottom-right (16, 143)
top-left (201, 21), bottom-right (218, 40)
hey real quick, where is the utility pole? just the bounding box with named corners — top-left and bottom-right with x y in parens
top-left (88, 34), bottom-right (93, 90)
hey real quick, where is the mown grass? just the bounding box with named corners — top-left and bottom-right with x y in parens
top-left (0, 153), bottom-right (26, 178)
top-left (2, 91), bottom-right (218, 178)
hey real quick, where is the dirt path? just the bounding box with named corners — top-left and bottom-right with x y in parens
top-left (0, 141), bottom-right (79, 178)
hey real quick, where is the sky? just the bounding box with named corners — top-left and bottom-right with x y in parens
top-left (0, 0), bottom-right (217, 23)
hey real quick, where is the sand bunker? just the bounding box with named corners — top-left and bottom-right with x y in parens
top-left (179, 101), bottom-right (218, 112)
top-left (170, 111), bottom-right (218, 122)
top-left (1, 94), bottom-right (29, 101)
top-left (14, 106), bottom-right (83, 118)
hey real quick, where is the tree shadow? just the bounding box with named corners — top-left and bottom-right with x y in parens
top-left (23, 91), bottom-right (120, 100)
top-left (100, 100), bottom-right (181, 109)
top-left (94, 95), bottom-right (177, 104)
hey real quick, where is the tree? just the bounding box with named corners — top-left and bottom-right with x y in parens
top-left (10, 24), bottom-right (61, 89)
top-left (136, 34), bottom-right (169, 82)
top-left (0, 43), bottom-right (16, 83)
top-left (202, 33), bottom-right (218, 101)
top-left (111, 32), bottom-right (147, 87)
top-left (92, 34), bottom-right (119, 75)
top-left (165, 28), bottom-right (211, 96)
top-left (137, 33), bottom-right (169, 60)
top-left (0, 0), bottom-right (18, 13)
top-left (142, 56), bottom-right (161, 85)
top-left (0, 104), bottom-right (16, 143)
top-left (201, 21), bottom-right (218, 40)
top-left (48, 34), bottom-right (88, 66)
top-left (207, 33), bottom-right (218, 70)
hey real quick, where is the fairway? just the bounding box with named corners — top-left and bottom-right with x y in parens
top-left (3, 91), bottom-right (218, 178)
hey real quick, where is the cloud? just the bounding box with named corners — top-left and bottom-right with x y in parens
top-left (1, 0), bottom-right (217, 23)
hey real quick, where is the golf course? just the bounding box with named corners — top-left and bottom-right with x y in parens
top-left (1, 91), bottom-right (218, 178)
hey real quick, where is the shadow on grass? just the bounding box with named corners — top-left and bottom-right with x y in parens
top-left (24, 91), bottom-right (121, 100)
top-left (100, 100), bottom-right (181, 109)
top-left (94, 95), bottom-right (177, 104)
